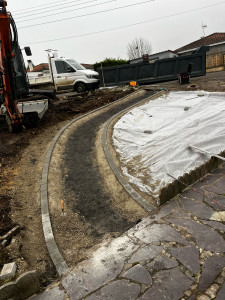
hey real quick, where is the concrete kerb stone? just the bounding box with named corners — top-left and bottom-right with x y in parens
top-left (46, 238), bottom-right (58, 254)
top-left (101, 92), bottom-right (164, 213)
top-left (42, 219), bottom-right (54, 243)
top-left (40, 89), bottom-right (148, 276)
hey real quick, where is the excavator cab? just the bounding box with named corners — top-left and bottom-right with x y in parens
top-left (0, 1), bottom-right (49, 132)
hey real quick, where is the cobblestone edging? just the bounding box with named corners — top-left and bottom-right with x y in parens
top-left (159, 151), bottom-right (225, 205)
top-left (40, 89), bottom-right (148, 275)
top-left (0, 271), bottom-right (39, 300)
top-left (102, 92), bottom-right (164, 213)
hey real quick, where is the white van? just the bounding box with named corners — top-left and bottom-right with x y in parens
top-left (28, 53), bottom-right (99, 93)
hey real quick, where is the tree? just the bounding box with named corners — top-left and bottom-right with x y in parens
top-left (127, 37), bottom-right (152, 60)
top-left (93, 58), bottom-right (128, 71)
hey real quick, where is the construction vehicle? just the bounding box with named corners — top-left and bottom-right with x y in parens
top-left (28, 51), bottom-right (99, 93)
top-left (0, 1), bottom-right (51, 132)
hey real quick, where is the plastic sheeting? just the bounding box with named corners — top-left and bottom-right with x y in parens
top-left (113, 91), bottom-right (225, 199)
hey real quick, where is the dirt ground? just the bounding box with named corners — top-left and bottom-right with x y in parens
top-left (0, 88), bottom-right (133, 287)
top-left (0, 71), bottom-right (225, 288)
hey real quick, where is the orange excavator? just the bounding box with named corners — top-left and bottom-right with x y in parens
top-left (0, 1), bottom-right (53, 132)
top-left (0, 0), bottom-right (25, 131)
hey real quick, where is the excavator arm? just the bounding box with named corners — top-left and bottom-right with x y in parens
top-left (0, 0), bottom-right (23, 131)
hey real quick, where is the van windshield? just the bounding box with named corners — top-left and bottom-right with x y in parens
top-left (66, 59), bottom-right (85, 70)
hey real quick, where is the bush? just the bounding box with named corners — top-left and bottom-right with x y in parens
top-left (93, 58), bottom-right (128, 71)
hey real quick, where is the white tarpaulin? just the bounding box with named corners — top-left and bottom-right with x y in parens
top-left (113, 91), bottom-right (225, 199)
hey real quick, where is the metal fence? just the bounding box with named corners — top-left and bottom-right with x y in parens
top-left (98, 46), bottom-right (209, 87)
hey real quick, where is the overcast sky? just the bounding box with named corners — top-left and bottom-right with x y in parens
top-left (6, 0), bottom-right (225, 66)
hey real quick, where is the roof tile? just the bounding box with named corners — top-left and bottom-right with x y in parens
top-left (176, 33), bottom-right (225, 52)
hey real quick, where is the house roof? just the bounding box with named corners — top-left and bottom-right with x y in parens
top-left (176, 33), bottom-right (225, 53)
top-left (81, 63), bottom-right (93, 69)
top-left (27, 63), bottom-right (49, 72)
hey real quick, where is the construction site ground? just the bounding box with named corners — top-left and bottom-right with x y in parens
top-left (0, 71), bottom-right (225, 289)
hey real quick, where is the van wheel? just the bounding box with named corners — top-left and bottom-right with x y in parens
top-left (76, 83), bottom-right (87, 93)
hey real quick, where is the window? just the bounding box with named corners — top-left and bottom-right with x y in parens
top-left (55, 61), bottom-right (74, 74)
top-left (66, 59), bottom-right (85, 70)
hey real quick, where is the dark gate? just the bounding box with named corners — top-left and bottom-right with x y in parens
top-left (98, 46), bottom-right (209, 87)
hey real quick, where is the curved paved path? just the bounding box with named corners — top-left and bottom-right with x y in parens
top-left (62, 91), bottom-right (153, 236)
top-left (35, 90), bottom-right (225, 300)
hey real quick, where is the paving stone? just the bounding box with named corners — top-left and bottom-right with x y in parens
top-left (199, 255), bottom-right (225, 292)
top-left (191, 180), bottom-right (207, 190)
top-left (147, 255), bottom-right (178, 270)
top-left (138, 268), bottom-right (192, 300)
top-left (214, 177), bottom-right (225, 189)
top-left (168, 246), bottom-right (200, 274)
top-left (211, 167), bottom-right (225, 175)
top-left (128, 245), bottom-right (163, 264)
top-left (215, 282), bottom-right (225, 300)
top-left (164, 207), bottom-right (191, 220)
top-left (204, 192), bottom-right (225, 211)
top-left (153, 198), bottom-right (180, 221)
top-left (85, 280), bottom-right (140, 300)
top-left (201, 220), bottom-right (225, 232)
top-left (167, 219), bottom-right (225, 252)
top-left (203, 185), bottom-right (225, 195)
top-left (123, 264), bottom-right (152, 286)
top-left (180, 197), bottom-right (216, 220)
top-left (201, 175), bottom-right (222, 186)
top-left (127, 217), bottom-right (155, 236)
top-left (182, 188), bottom-right (204, 201)
top-left (62, 235), bottom-right (139, 300)
top-left (30, 286), bottom-right (66, 300)
top-left (133, 224), bottom-right (189, 246)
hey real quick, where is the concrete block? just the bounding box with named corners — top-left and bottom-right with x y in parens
top-left (50, 250), bottom-right (65, 266)
top-left (0, 271), bottom-right (40, 300)
top-left (56, 261), bottom-right (69, 276)
top-left (17, 271), bottom-right (40, 299)
top-left (0, 262), bottom-right (17, 281)
top-left (46, 238), bottom-right (58, 254)
top-left (42, 219), bottom-right (54, 242)
top-left (0, 282), bottom-right (18, 300)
